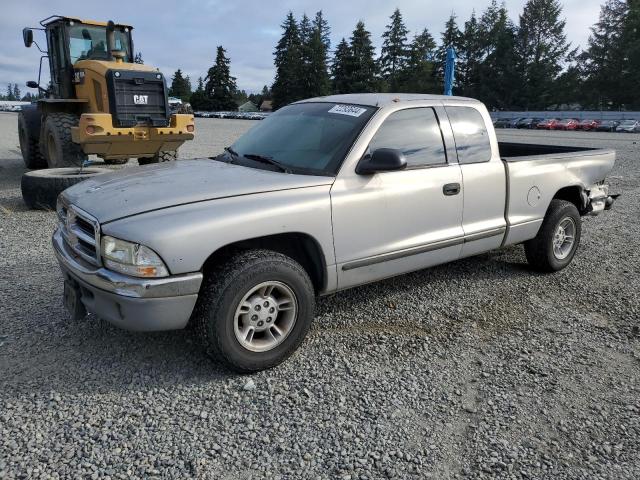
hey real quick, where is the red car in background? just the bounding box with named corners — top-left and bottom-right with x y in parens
top-left (578, 119), bottom-right (600, 131)
top-left (556, 118), bottom-right (579, 130)
top-left (536, 118), bottom-right (560, 130)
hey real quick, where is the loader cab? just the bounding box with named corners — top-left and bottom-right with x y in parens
top-left (29, 17), bottom-right (134, 99)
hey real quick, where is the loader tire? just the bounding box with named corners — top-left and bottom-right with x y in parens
top-left (18, 107), bottom-right (46, 169)
top-left (21, 168), bottom-right (109, 210)
top-left (103, 158), bottom-right (129, 165)
top-left (42, 113), bottom-right (87, 168)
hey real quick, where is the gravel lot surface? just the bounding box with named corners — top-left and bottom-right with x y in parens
top-left (1, 112), bottom-right (639, 479)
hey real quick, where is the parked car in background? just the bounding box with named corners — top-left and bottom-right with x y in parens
top-left (556, 119), bottom-right (580, 130)
top-left (597, 120), bottom-right (621, 132)
top-left (493, 118), bottom-right (513, 128)
top-left (537, 119), bottom-right (559, 130)
top-left (516, 117), bottom-right (544, 129)
top-left (615, 119), bottom-right (640, 132)
top-left (578, 119), bottom-right (600, 131)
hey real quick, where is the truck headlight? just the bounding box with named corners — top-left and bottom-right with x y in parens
top-left (100, 236), bottom-right (169, 278)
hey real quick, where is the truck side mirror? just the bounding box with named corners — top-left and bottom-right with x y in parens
top-left (26, 81), bottom-right (39, 89)
top-left (23, 28), bottom-right (33, 48)
top-left (356, 148), bottom-right (407, 175)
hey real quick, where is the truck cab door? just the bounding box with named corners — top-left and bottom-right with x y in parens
top-left (444, 106), bottom-right (507, 257)
top-left (46, 23), bottom-right (74, 99)
top-left (331, 106), bottom-right (464, 290)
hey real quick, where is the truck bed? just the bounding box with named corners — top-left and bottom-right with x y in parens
top-left (498, 142), bottom-right (615, 246)
top-left (498, 142), bottom-right (599, 160)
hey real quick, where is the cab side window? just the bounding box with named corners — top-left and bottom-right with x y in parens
top-left (368, 108), bottom-right (447, 168)
top-left (445, 106), bottom-right (491, 164)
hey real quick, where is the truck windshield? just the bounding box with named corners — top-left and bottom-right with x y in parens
top-left (68, 24), bottom-right (132, 63)
top-left (228, 102), bottom-right (376, 175)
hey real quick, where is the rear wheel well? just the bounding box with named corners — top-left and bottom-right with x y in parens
top-left (553, 186), bottom-right (586, 214)
top-left (202, 233), bottom-right (327, 293)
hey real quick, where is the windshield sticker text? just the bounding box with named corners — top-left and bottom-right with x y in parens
top-left (328, 105), bottom-right (367, 117)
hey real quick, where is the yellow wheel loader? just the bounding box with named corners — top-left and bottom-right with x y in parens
top-left (19, 16), bottom-right (195, 169)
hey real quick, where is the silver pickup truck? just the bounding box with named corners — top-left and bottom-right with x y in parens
top-left (53, 94), bottom-right (617, 371)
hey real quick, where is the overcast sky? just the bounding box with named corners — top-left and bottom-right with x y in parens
top-left (0, 0), bottom-right (601, 95)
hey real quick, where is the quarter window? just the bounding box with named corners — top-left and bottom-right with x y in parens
top-left (368, 108), bottom-right (447, 168)
top-left (446, 106), bottom-right (492, 164)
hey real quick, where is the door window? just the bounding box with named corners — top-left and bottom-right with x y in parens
top-left (446, 106), bottom-right (492, 164)
top-left (368, 108), bottom-right (447, 168)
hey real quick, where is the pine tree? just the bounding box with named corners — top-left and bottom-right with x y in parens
top-left (515, 0), bottom-right (571, 109)
top-left (620, 0), bottom-right (640, 108)
top-left (184, 76), bottom-right (192, 99)
top-left (379, 8), bottom-right (409, 91)
top-left (134, 52), bottom-right (144, 64)
top-left (190, 76), bottom-right (208, 110)
top-left (399, 29), bottom-right (437, 93)
top-left (314, 10), bottom-right (331, 50)
top-left (436, 14), bottom-right (463, 91)
top-left (6, 84), bottom-right (14, 101)
top-left (305, 11), bottom-right (331, 97)
top-left (12, 83), bottom-right (20, 101)
top-left (331, 38), bottom-right (352, 94)
top-left (272, 12), bottom-right (304, 109)
top-left (458, 11), bottom-right (483, 97)
top-left (298, 12), bottom-right (313, 97)
top-left (205, 46), bottom-right (238, 111)
top-left (476, 4), bottom-right (519, 109)
top-left (261, 85), bottom-right (272, 100)
top-left (582, 0), bottom-right (627, 108)
top-left (169, 69), bottom-right (191, 102)
top-left (348, 21), bottom-right (378, 93)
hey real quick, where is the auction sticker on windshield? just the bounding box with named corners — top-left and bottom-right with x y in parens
top-left (328, 105), bottom-right (368, 117)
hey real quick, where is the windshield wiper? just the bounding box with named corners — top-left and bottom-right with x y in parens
top-left (224, 146), bottom-right (239, 161)
top-left (243, 153), bottom-right (292, 173)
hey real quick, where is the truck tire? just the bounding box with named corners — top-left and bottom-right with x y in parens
top-left (103, 158), bottom-right (129, 165)
top-left (18, 107), bottom-right (46, 169)
top-left (524, 199), bottom-right (582, 272)
top-left (138, 150), bottom-right (177, 166)
top-left (42, 113), bottom-right (87, 168)
top-left (192, 249), bottom-right (315, 372)
top-left (21, 168), bottom-right (109, 210)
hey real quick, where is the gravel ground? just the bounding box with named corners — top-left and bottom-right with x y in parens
top-left (0, 112), bottom-right (639, 479)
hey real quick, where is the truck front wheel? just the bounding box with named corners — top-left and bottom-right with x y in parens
top-left (138, 150), bottom-right (177, 166)
top-left (42, 113), bottom-right (87, 168)
top-left (192, 249), bottom-right (315, 372)
top-left (524, 199), bottom-right (582, 272)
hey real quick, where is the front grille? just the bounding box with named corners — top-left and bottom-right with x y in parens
top-left (106, 69), bottom-right (170, 128)
top-left (58, 202), bottom-right (101, 266)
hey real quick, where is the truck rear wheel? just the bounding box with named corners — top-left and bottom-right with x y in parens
top-left (21, 168), bottom-right (109, 210)
top-left (42, 113), bottom-right (87, 168)
top-left (191, 249), bottom-right (315, 372)
top-left (18, 107), bottom-right (46, 169)
top-left (138, 150), bottom-right (177, 166)
top-left (524, 199), bottom-right (582, 272)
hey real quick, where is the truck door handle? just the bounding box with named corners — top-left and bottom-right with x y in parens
top-left (443, 183), bottom-right (461, 196)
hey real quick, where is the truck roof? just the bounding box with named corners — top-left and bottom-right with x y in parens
top-left (296, 93), bottom-right (479, 108)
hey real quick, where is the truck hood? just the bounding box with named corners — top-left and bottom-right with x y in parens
top-left (63, 159), bottom-right (334, 223)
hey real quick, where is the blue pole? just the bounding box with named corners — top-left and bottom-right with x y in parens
top-left (444, 47), bottom-right (456, 96)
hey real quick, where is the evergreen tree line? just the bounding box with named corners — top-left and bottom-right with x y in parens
top-left (0, 83), bottom-right (34, 101)
top-left (271, 0), bottom-right (640, 111)
top-left (168, 48), bottom-right (272, 111)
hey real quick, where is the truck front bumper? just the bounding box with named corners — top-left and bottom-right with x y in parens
top-left (70, 113), bottom-right (195, 159)
top-left (52, 228), bottom-right (203, 331)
